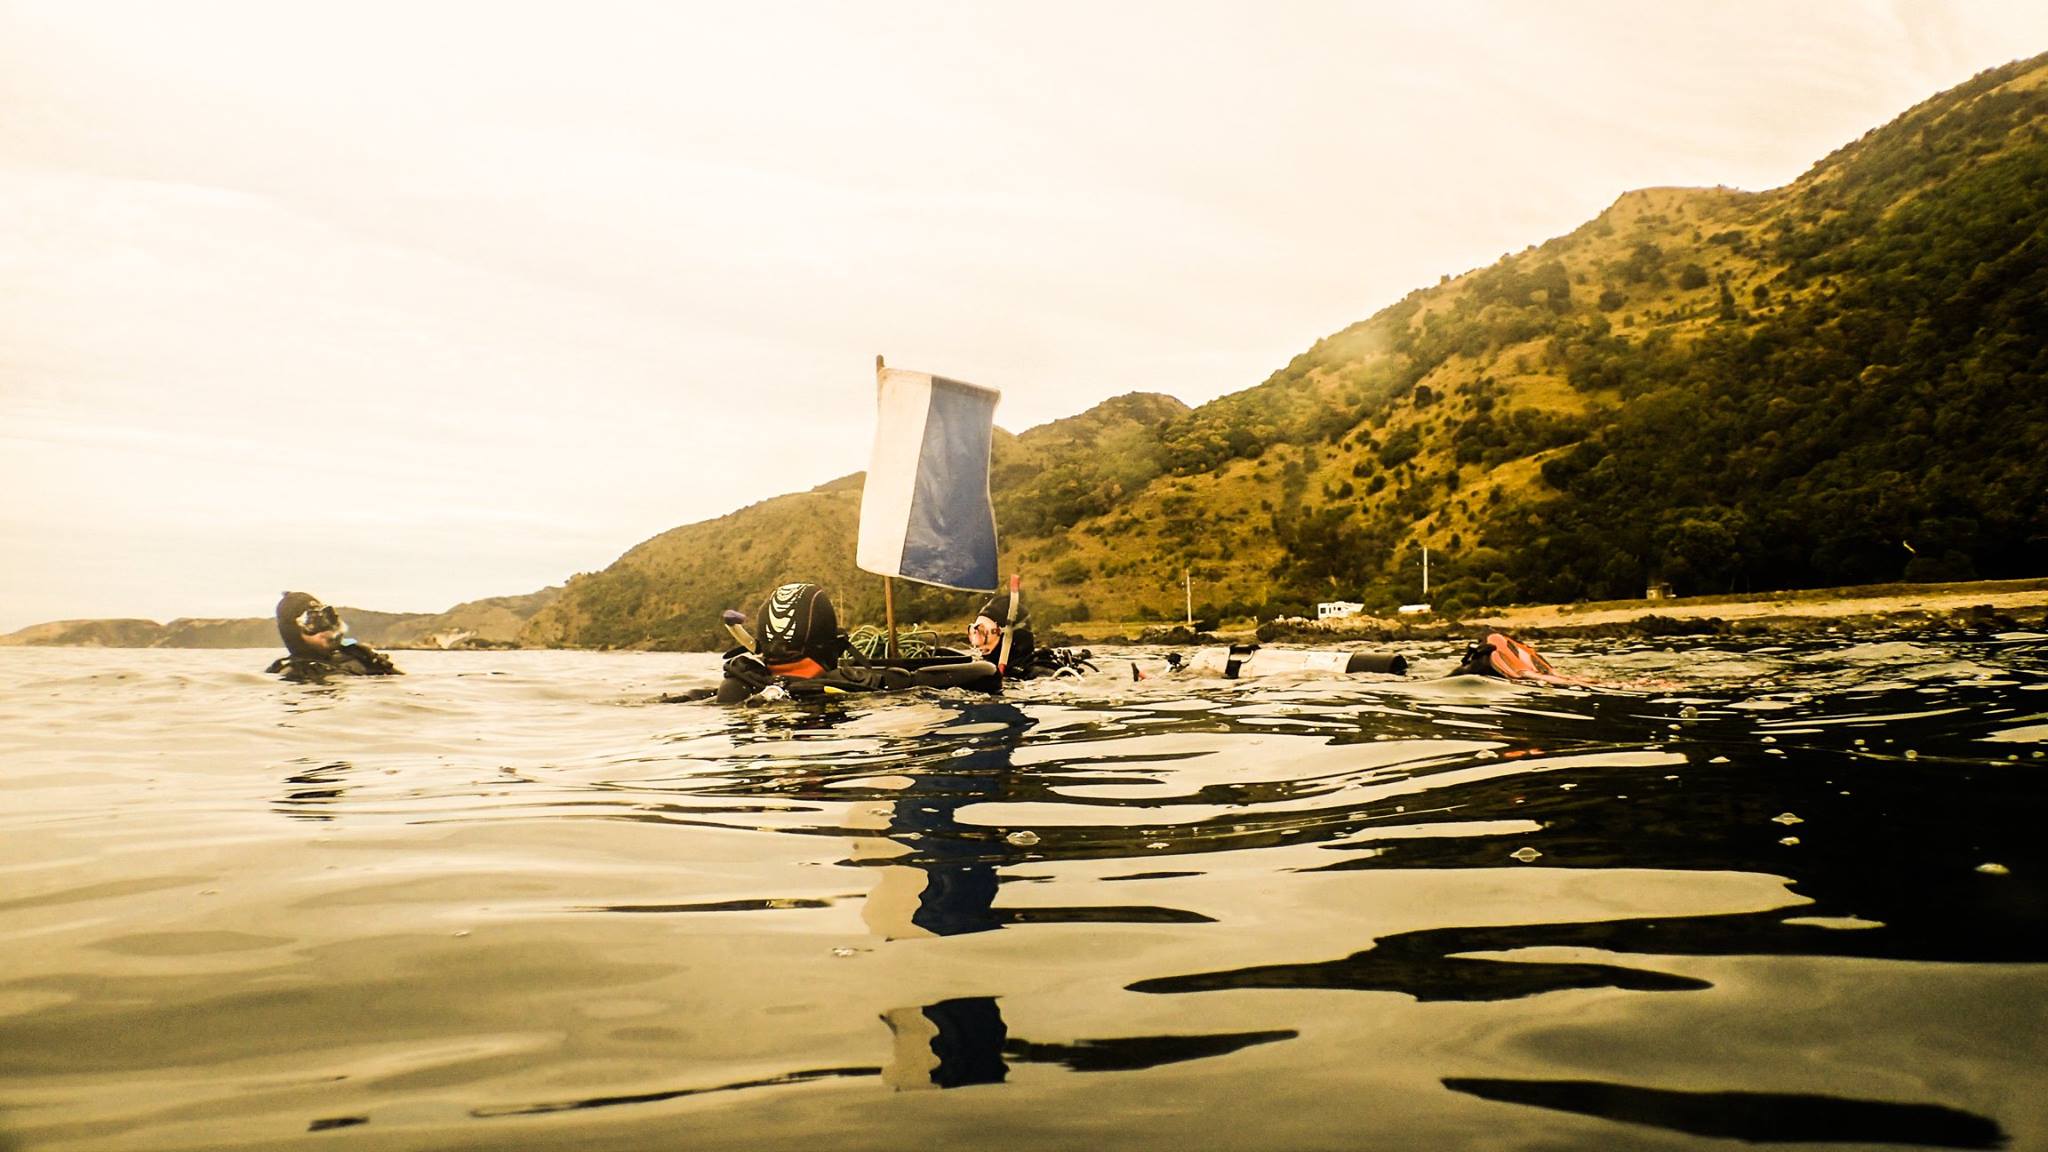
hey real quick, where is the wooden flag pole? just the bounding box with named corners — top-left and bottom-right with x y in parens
top-left (877, 354), bottom-right (899, 660)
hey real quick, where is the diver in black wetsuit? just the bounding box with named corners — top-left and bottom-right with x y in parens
top-left (709, 583), bottom-right (1095, 705)
top-left (715, 583), bottom-right (996, 704)
top-left (1450, 632), bottom-right (1590, 686)
top-left (967, 595), bottom-right (1095, 680)
top-left (266, 591), bottom-right (400, 681)
top-left (717, 582), bottom-right (849, 703)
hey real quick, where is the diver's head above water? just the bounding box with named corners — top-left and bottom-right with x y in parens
top-left (276, 591), bottom-right (343, 658)
top-left (968, 614), bottom-right (1002, 657)
top-left (969, 594), bottom-right (1035, 669)
top-left (968, 593), bottom-right (1017, 657)
top-left (1454, 632), bottom-right (1558, 681)
top-left (755, 582), bottom-right (842, 675)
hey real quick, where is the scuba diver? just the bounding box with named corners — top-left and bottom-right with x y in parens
top-left (1451, 632), bottom-right (1589, 686)
top-left (1148, 644), bottom-right (1405, 680)
top-left (716, 583), bottom-right (1004, 704)
top-left (716, 582), bottom-right (848, 702)
top-left (753, 580), bottom-right (848, 678)
top-left (266, 591), bottom-right (401, 681)
top-left (711, 582), bottom-right (1095, 704)
top-left (967, 594), bottom-right (1096, 680)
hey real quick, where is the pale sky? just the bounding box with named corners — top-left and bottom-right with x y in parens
top-left (3, 1), bottom-right (2044, 630)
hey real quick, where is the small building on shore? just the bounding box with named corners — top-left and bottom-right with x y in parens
top-left (1317, 601), bottom-right (1364, 620)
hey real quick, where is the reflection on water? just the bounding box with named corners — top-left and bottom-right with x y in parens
top-left (277, 759), bottom-right (357, 820)
top-left (0, 637), bottom-right (2043, 1150)
top-left (1441, 1078), bottom-right (2007, 1149)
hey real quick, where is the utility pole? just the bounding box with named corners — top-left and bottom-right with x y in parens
top-left (1184, 569), bottom-right (1193, 626)
top-left (1422, 546), bottom-right (1430, 599)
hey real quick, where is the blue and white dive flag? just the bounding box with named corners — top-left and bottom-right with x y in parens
top-left (856, 367), bottom-right (1001, 592)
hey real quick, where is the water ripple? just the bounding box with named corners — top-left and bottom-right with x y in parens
top-left (1, 638), bottom-right (2044, 1150)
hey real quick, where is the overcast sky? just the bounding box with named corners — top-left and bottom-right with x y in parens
top-left (3, 1), bottom-right (2044, 630)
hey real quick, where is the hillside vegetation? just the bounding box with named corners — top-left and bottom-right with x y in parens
top-left (529, 54), bottom-right (2048, 650)
top-left (518, 394), bottom-right (1189, 649)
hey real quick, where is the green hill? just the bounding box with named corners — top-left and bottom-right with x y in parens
top-left (533, 54), bottom-right (2048, 649)
top-left (518, 393), bottom-right (1189, 649)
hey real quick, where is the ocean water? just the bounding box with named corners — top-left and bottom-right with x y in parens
top-left (2, 638), bottom-right (2044, 1152)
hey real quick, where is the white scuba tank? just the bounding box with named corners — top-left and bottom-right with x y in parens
top-left (1177, 644), bottom-right (1406, 679)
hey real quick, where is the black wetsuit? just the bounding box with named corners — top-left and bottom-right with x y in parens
top-left (715, 648), bottom-right (1003, 704)
top-left (704, 584), bottom-right (1091, 704)
top-left (989, 621), bottom-right (1098, 681)
top-left (267, 591), bottom-right (401, 681)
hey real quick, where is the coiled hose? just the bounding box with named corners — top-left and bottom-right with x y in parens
top-left (846, 624), bottom-right (944, 661)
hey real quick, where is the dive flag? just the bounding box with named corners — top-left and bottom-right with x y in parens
top-left (856, 368), bottom-right (1001, 592)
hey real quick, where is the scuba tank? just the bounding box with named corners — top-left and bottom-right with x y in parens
top-left (1176, 643), bottom-right (1407, 679)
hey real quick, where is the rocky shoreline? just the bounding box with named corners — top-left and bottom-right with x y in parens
top-left (1062, 577), bottom-right (2048, 648)
top-left (12, 578), bottom-right (2046, 653)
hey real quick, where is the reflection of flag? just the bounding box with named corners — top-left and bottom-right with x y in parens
top-left (857, 368), bottom-right (1001, 591)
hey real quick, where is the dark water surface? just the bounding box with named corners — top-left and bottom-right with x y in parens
top-left (2, 638), bottom-right (2044, 1151)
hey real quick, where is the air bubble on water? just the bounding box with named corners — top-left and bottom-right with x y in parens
top-left (1761, 736), bottom-right (1777, 744)
top-left (831, 947), bottom-right (859, 958)
top-left (1905, 749), bottom-right (1919, 760)
top-left (1772, 812), bottom-right (1803, 825)
top-left (1664, 774), bottom-right (1679, 780)
top-left (1710, 756), bottom-right (1731, 764)
top-left (1680, 706), bottom-right (1699, 719)
top-left (453, 930), bottom-right (471, 938)
top-left (1474, 750), bottom-right (1497, 760)
top-left (1976, 863), bottom-right (2010, 876)
top-left (1779, 837), bottom-right (1800, 846)
top-left (1510, 846), bottom-right (1542, 862)
top-left (1005, 830), bottom-right (1040, 847)
top-left (1559, 783), bottom-right (1577, 791)
top-left (1146, 841), bottom-right (1170, 850)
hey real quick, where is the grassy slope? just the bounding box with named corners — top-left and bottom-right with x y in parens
top-left (521, 394), bottom-right (1193, 649)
